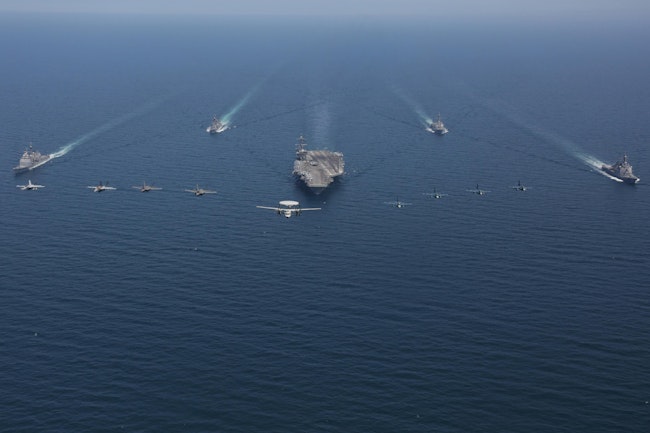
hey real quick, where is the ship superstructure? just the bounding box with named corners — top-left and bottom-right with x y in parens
top-left (601, 154), bottom-right (639, 184)
top-left (293, 135), bottom-right (344, 194)
top-left (429, 113), bottom-right (448, 135)
top-left (13, 144), bottom-right (52, 173)
top-left (207, 116), bottom-right (228, 134)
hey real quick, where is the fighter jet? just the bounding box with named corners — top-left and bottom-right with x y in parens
top-left (132, 181), bottom-right (162, 192)
top-left (511, 180), bottom-right (528, 191)
top-left (385, 197), bottom-right (412, 208)
top-left (87, 181), bottom-right (116, 192)
top-left (467, 184), bottom-right (489, 195)
top-left (16, 180), bottom-right (44, 191)
top-left (185, 185), bottom-right (217, 196)
top-left (423, 187), bottom-right (447, 199)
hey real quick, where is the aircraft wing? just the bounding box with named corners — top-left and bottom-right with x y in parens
top-left (299, 208), bottom-right (321, 211)
top-left (256, 206), bottom-right (281, 211)
top-left (104, 186), bottom-right (117, 190)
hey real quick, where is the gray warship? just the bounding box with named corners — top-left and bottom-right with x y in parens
top-left (206, 116), bottom-right (228, 134)
top-left (293, 135), bottom-right (345, 194)
top-left (601, 154), bottom-right (639, 184)
top-left (13, 144), bottom-right (52, 173)
top-left (429, 113), bottom-right (448, 135)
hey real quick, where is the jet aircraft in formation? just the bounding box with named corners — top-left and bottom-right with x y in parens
top-left (87, 181), bottom-right (116, 193)
top-left (423, 187), bottom-right (447, 199)
top-left (16, 180), bottom-right (44, 190)
top-left (467, 184), bottom-right (489, 195)
top-left (185, 185), bottom-right (217, 196)
top-left (132, 181), bottom-right (162, 192)
top-left (385, 197), bottom-right (412, 208)
top-left (256, 200), bottom-right (321, 218)
top-left (511, 180), bottom-right (529, 191)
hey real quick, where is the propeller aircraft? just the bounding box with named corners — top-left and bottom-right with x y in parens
top-left (87, 181), bottom-right (116, 192)
top-left (16, 180), bottom-right (44, 191)
top-left (132, 181), bottom-right (162, 192)
top-left (185, 185), bottom-right (217, 196)
top-left (256, 200), bottom-right (321, 218)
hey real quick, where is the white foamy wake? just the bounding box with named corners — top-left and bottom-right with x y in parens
top-left (392, 86), bottom-right (432, 127)
top-left (51, 97), bottom-right (165, 159)
top-left (482, 98), bottom-right (608, 173)
top-left (221, 83), bottom-right (261, 126)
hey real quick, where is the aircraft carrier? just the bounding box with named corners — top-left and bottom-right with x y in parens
top-left (293, 135), bottom-right (344, 194)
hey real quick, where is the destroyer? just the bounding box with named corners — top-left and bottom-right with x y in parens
top-left (293, 135), bottom-right (344, 194)
top-left (429, 113), bottom-right (448, 135)
top-left (13, 144), bottom-right (52, 173)
top-left (206, 116), bottom-right (228, 134)
top-left (601, 154), bottom-right (640, 184)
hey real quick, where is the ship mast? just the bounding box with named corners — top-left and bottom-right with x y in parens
top-left (296, 135), bottom-right (308, 160)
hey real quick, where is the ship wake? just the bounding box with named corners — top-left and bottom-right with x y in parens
top-left (220, 83), bottom-right (261, 126)
top-left (392, 86), bottom-right (432, 128)
top-left (311, 102), bottom-right (331, 148)
top-left (51, 97), bottom-right (164, 159)
top-left (482, 98), bottom-right (610, 175)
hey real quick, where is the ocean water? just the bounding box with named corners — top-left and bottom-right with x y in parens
top-left (1, 13), bottom-right (649, 432)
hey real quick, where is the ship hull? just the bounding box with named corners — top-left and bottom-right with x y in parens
top-left (307, 185), bottom-right (327, 195)
top-left (601, 167), bottom-right (639, 184)
top-left (426, 126), bottom-right (448, 135)
top-left (293, 172), bottom-right (335, 195)
top-left (13, 155), bottom-right (52, 174)
top-left (207, 126), bottom-right (228, 134)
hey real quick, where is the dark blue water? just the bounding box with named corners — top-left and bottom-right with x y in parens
top-left (1, 13), bottom-right (649, 432)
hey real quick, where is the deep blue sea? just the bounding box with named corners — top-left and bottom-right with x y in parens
top-left (1, 13), bottom-right (649, 432)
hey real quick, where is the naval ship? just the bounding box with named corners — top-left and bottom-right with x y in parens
top-left (293, 135), bottom-right (345, 194)
top-left (429, 113), bottom-right (448, 135)
top-left (601, 154), bottom-right (639, 184)
top-left (13, 144), bottom-right (52, 173)
top-left (207, 116), bottom-right (228, 134)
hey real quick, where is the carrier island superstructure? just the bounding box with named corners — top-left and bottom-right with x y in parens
top-left (293, 135), bottom-right (344, 194)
